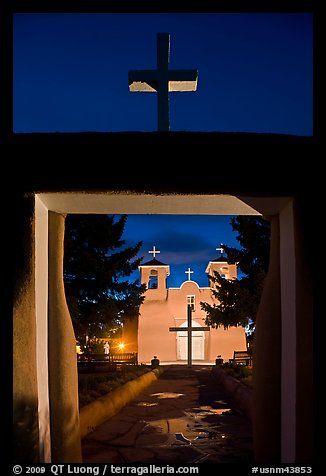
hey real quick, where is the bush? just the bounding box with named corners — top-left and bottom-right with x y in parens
top-left (222, 361), bottom-right (252, 382)
top-left (78, 365), bottom-right (150, 408)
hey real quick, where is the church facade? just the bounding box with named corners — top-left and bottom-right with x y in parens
top-left (123, 248), bottom-right (247, 364)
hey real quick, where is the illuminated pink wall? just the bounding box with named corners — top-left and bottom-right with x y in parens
top-left (134, 262), bottom-right (246, 364)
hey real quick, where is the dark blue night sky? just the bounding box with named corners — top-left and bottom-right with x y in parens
top-left (14, 13), bottom-right (312, 135)
top-left (13, 12), bottom-right (313, 287)
top-left (119, 214), bottom-right (250, 288)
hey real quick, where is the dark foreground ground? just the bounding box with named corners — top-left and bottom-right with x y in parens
top-left (82, 365), bottom-right (254, 465)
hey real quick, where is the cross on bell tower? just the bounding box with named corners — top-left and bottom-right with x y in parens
top-left (148, 245), bottom-right (160, 259)
top-left (128, 33), bottom-right (198, 131)
top-left (216, 244), bottom-right (224, 256)
top-left (139, 247), bottom-right (170, 300)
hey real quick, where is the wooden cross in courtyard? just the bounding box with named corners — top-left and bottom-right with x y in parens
top-left (169, 305), bottom-right (210, 368)
top-left (128, 33), bottom-right (198, 131)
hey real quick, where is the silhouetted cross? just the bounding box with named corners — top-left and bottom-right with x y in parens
top-left (128, 33), bottom-right (198, 131)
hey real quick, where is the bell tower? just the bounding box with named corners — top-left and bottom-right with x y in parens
top-left (206, 244), bottom-right (237, 286)
top-left (139, 246), bottom-right (170, 300)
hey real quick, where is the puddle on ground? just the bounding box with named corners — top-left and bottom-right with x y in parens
top-left (150, 392), bottom-right (184, 399)
top-left (136, 402), bottom-right (159, 407)
top-left (200, 406), bottom-right (231, 415)
top-left (210, 409), bottom-right (231, 415)
top-left (191, 406), bottom-right (231, 417)
top-left (147, 417), bottom-right (205, 443)
top-left (142, 406), bottom-right (229, 446)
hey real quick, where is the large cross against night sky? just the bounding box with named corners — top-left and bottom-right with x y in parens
top-left (128, 33), bottom-right (198, 131)
top-left (169, 305), bottom-right (210, 368)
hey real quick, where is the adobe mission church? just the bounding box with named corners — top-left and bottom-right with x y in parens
top-left (123, 246), bottom-right (247, 364)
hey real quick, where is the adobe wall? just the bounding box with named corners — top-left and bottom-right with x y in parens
top-left (138, 280), bottom-right (246, 363)
top-left (168, 282), bottom-right (246, 361)
top-left (13, 195), bottom-right (40, 462)
top-left (48, 212), bottom-right (82, 462)
top-left (138, 300), bottom-right (177, 363)
top-left (11, 132), bottom-right (314, 464)
top-left (252, 215), bottom-right (281, 462)
top-left (293, 197), bottom-right (313, 462)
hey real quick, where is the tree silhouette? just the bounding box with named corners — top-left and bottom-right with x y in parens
top-left (64, 214), bottom-right (146, 345)
top-left (201, 216), bottom-right (270, 333)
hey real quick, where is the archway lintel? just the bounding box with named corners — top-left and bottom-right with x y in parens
top-left (36, 191), bottom-right (291, 216)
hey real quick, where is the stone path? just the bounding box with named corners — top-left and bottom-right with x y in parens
top-left (82, 365), bottom-right (254, 464)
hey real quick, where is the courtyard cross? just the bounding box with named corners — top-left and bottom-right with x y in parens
top-left (169, 305), bottom-right (210, 368)
top-left (128, 32), bottom-right (198, 131)
top-left (185, 267), bottom-right (194, 280)
top-left (149, 246), bottom-right (160, 259)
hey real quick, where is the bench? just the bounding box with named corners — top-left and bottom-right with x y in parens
top-left (110, 353), bottom-right (138, 365)
top-left (230, 350), bottom-right (252, 366)
top-left (77, 352), bottom-right (138, 372)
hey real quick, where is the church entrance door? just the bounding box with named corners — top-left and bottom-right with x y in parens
top-left (176, 320), bottom-right (205, 360)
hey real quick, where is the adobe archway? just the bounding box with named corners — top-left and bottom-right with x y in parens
top-left (13, 191), bottom-right (313, 464)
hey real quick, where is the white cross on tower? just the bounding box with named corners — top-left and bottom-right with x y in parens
top-left (149, 245), bottom-right (160, 259)
top-left (128, 33), bottom-right (198, 131)
top-left (185, 267), bottom-right (194, 280)
top-left (216, 244), bottom-right (224, 255)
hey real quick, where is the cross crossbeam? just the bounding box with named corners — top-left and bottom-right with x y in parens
top-left (149, 245), bottom-right (160, 259)
top-left (129, 33), bottom-right (198, 131)
top-left (216, 244), bottom-right (224, 255)
top-left (169, 305), bottom-right (210, 367)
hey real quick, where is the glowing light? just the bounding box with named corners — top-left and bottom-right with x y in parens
top-left (117, 342), bottom-right (125, 351)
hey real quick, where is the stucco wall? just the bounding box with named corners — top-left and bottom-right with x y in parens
top-left (13, 195), bottom-right (40, 462)
top-left (138, 300), bottom-right (177, 362)
top-left (252, 215), bottom-right (281, 463)
top-left (138, 278), bottom-right (246, 363)
top-left (11, 130), bottom-right (314, 465)
top-left (293, 197), bottom-right (313, 462)
top-left (48, 212), bottom-right (82, 462)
